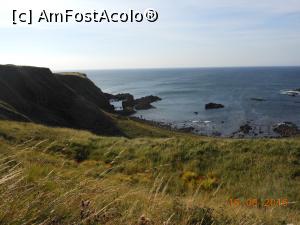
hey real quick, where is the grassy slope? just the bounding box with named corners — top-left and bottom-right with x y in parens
top-left (0, 119), bottom-right (300, 225)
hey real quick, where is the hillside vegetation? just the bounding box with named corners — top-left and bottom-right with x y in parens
top-left (0, 65), bottom-right (299, 224)
top-left (1, 119), bottom-right (300, 225)
top-left (0, 65), bottom-right (118, 135)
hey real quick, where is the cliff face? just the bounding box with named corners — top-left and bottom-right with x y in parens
top-left (0, 65), bottom-right (120, 135)
top-left (55, 72), bottom-right (114, 112)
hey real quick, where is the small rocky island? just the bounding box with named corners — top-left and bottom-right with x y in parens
top-left (250, 98), bottom-right (266, 102)
top-left (205, 102), bottom-right (224, 110)
top-left (105, 93), bottom-right (161, 115)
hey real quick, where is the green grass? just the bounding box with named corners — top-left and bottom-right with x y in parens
top-left (56, 72), bottom-right (87, 78)
top-left (0, 120), bottom-right (300, 224)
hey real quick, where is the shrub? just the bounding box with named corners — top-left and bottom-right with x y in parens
top-left (187, 207), bottom-right (215, 225)
top-left (200, 177), bottom-right (219, 190)
top-left (291, 169), bottom-right (300, 179)
top-left (181, 171), bottom-right (198, 182)
top-left (70, 143), bottom-right (91, 162)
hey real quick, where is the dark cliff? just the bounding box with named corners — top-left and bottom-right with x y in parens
top-left (0, 65), bottom-right (120, 135)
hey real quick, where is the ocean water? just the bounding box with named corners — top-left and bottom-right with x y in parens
top-left (83, 67), bottom-right (300, 137)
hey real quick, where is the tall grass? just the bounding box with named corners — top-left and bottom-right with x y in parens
top-left (0, 120), bottom-right (299, 224)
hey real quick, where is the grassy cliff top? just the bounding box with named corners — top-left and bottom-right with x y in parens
top-left (0, 119), bottom-right (299, 224)
top-left (56, 72), bottom-right (88, 78)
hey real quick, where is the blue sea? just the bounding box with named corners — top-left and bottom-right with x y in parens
top-left (83, 67), bottom-right (300, 137)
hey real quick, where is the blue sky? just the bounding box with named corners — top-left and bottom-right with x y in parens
top-left (0, 0), bottom-right (300, 69)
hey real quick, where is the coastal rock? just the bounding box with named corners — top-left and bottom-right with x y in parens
top-left (117, 108), bottom-right (136, 116)
top-left (134, 102), bottom-right (152, 110)
top-left (105, 93), bottom-right (135, 114)
top-left (205, 103), bottom-right (224, 110)
top-left (273, 122), bottom-right (299, 137)
top-left (122, 95), bottom-right (135, 109)
top-left (239, 124), bottom-right (253, 134)
top-left (115, 93), bottom-right (134, 102)
top-left (104, 93), bottom-right (116, 101)
top-left (250, 98), bottom-right (266, 102)
top-left (134, 95), bottom-right (161, 110)
top-left (178, 126), bottom-right (195, 132)
top-left (231, 122), bottom-right (254, 137)
top-left (105, 93), bottom-right (161, 113)
top-left (212, 131), bottom-right (222, 137)
top-left (105, 93), bottom-right (134, 103)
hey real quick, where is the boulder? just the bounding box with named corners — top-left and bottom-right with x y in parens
top-left (273, 122), bottom-right (299, 137)
top-left (250, 98), bottom-right (266, 102)
top-left (239, 124), bottom-right (253, 134)
top-left (205, 103), bottom-right (224, 110)
top-left (178, 126), bottom-right (195, 132)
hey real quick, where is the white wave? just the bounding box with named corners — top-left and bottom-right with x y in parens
top-left (280, 90), bottom-right (300, 96)
top-left (191, 120), bottom-right (211, 124)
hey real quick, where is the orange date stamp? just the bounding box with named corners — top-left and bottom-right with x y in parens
top-left (227, 198), bottom-right (289, 208)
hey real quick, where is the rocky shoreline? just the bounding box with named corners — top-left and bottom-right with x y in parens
top-left (1, 64), bottom-right (299, 139)
top-left (106, 91), bottom-right (300, 138)
top-left (130, 116), bottom-right (300, 138)
top-left (113, 95), bottom-right (300, 138)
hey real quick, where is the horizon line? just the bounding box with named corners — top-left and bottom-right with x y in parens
top-left (55, 65), bottom-right (300, 72)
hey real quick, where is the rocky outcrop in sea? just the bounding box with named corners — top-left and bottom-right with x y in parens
top-left (106, 93), bottom-right (161, 115)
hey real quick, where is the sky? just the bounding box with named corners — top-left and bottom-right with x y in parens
top-left (0, 0), bottom-right (300, 70)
